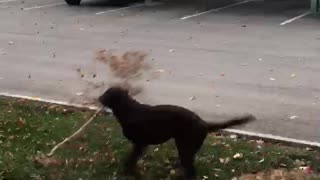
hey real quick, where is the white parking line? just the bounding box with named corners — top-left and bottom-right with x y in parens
top-left (23, 2), bottom-right (65, 10)
top-left (96, 3), bottom-right (144, 15)
top-left (0, 0), bottom-right (18, 3)
top-left (280, 12), bottom-right (311, 25)
top-left (1, 91), bottom-right (319, 148)
top-left (180, 0), bottom-right (251, 20)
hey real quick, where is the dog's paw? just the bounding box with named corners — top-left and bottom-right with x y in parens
top-left (122, 165), bottom-right (141, 176)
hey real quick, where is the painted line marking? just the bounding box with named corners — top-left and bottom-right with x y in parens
top-left (0, 0), bottom-right (18, 3)
top-left (23, 2), bottom-right (65, 10)
top-left (96, 3), bottom-right (144, 15)
top-left (0, 92), bottom-right (319, 148)
top-left (280, 12), bottom-right (310, 25)
top-left (180, 0), bottom-right (251, 20)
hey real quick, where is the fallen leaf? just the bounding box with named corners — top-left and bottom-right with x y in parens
top-left (48, 104), bottom-right (58, 110)
top-left (30, 174), bottom-right (42, 180)
top-left (76, 92), bottom-right (84, 96)
top-left (258, 158), bottom-right (265, 163)
top-left (8, 41), bottom-right (14, 45)
top-left (306, 147), bottom-right (312, 151)
top-left (256, 140), bottom-right (264, 144)
top-left (289, 116), bottom-right (298, 120)
top-left (299, 166), bottom-right (313, 174)
top-left (155, 69), bottom-right (165, 73)
top-left (188, 96), bottom-right (196, 101)
top-left (230, 134), bottom-right (238, 139)
top-left (219, 157), bottom-right (230, 164)
top-left (280, 163), bottom-right (287, 167)
top-left (16, 117), bottom-right (25, 128)
top-left (170, 169), bottom-right (176, 175)
top-left (233, 153), bottom-right (243, 159)
top-left (5, 151), bottom-right (14, 158)
top-left (169, 49), bottom-right (175, 52)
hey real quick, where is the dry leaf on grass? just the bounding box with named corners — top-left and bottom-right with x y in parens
top-left (233, 153), bottom-right (243, 159)
top-left (16, 117), bottom-right (25, 128)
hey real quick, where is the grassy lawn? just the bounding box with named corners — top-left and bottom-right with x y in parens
top-left (0, 96), bottom-right (319, 180)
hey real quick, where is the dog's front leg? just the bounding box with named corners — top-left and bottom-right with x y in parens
top-left (123, 144), bottom-right (146, 175)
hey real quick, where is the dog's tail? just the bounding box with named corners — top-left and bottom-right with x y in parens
top-left (206, 114), bottom-right (255, 132)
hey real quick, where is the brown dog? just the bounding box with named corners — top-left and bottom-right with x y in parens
top-left (99, 87), bottom-right (255, 179)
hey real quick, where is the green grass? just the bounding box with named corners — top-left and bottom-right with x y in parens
top-left (0, 97), bottom-right (319, 180)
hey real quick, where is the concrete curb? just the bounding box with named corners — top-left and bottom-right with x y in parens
top-left (1, 92), bottom-right (319, 149)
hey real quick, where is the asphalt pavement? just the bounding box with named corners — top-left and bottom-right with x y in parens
top-left (1, 0), bottom-right (320, 143)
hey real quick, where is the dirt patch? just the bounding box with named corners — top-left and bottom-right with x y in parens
top-left (239, 168), bottom-right (315, 180)
top-left (33, 155), bottom-right (62, 167)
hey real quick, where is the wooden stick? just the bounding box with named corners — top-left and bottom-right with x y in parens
top-left (47, 107), bottom-right (104, 157)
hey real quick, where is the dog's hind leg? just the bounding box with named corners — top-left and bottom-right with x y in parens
top-left (123, 144), bottom-right (146, 175)
top-left (175, 132), bottom-right (206, 180)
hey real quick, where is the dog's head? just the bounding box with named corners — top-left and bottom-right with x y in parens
top-left (99, 87), bottom-right (130, 109)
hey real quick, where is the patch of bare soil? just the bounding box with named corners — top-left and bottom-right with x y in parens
top-left (239, 168), bottom-right (316, 180)
top-left (33, 155), bottom-right (62, 167)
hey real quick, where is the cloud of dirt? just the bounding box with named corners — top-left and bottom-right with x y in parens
top-left (95, 49), bottom-right (150, 80)
top-left (71, 49), bottom-right (157, 106)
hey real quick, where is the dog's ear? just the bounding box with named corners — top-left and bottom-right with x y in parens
top-left (98, 90), bottom-right (110, 106)
top-left (98, 87), bottom-right (129, 108)
top-left (122, 88), bottom-right (129, 95)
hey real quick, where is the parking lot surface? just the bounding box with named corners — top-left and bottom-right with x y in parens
top-left (1, 0), bottom-right (320, 143)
